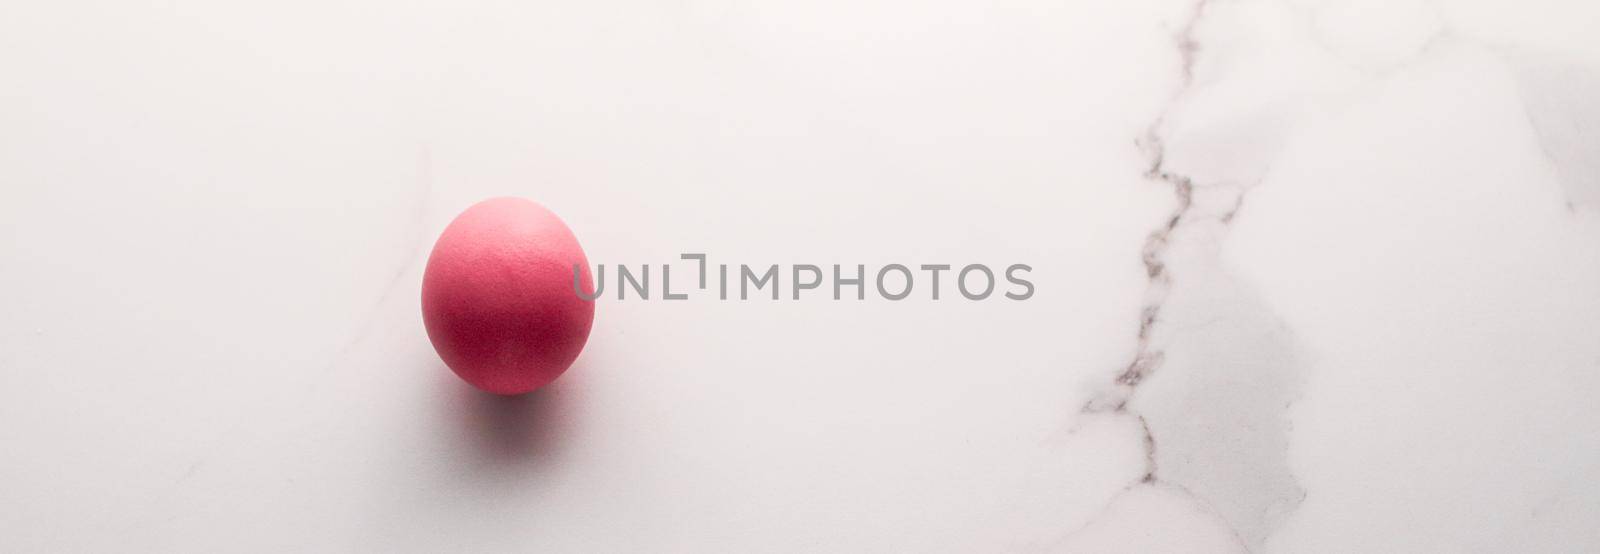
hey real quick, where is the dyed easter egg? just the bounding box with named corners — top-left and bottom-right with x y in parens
top-left (422, 197), bottom-right (595, 395)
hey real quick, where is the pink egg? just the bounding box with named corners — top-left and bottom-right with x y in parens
top-left (421, 197), bottom-right (595, 395)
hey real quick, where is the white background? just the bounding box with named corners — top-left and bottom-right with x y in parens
top-left (3, 0), bottom-right (1599, 551)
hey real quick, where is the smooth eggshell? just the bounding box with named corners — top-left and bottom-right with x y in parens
top-left (421, 197), bottom-right (595, 395)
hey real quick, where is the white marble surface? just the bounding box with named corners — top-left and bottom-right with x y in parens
top-left (3, 0), bottom-right (1599, 551)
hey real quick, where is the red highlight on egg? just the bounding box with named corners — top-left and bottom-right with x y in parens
top-left (421, 197), bottom-right (595, 395)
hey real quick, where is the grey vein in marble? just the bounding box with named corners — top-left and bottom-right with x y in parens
top-left (1074, 0), bottom-right (1307, 549)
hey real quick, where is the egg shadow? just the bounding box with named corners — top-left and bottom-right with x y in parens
top-left (448, 369), bottom-right (580, 472)
top-left (360, 362), bottom-right (582, 547)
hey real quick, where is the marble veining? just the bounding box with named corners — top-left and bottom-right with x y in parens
top-left (1073, 0), bottom-right (1303, 550)
top-left (1073, 0), bottom-right (1600, 551)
